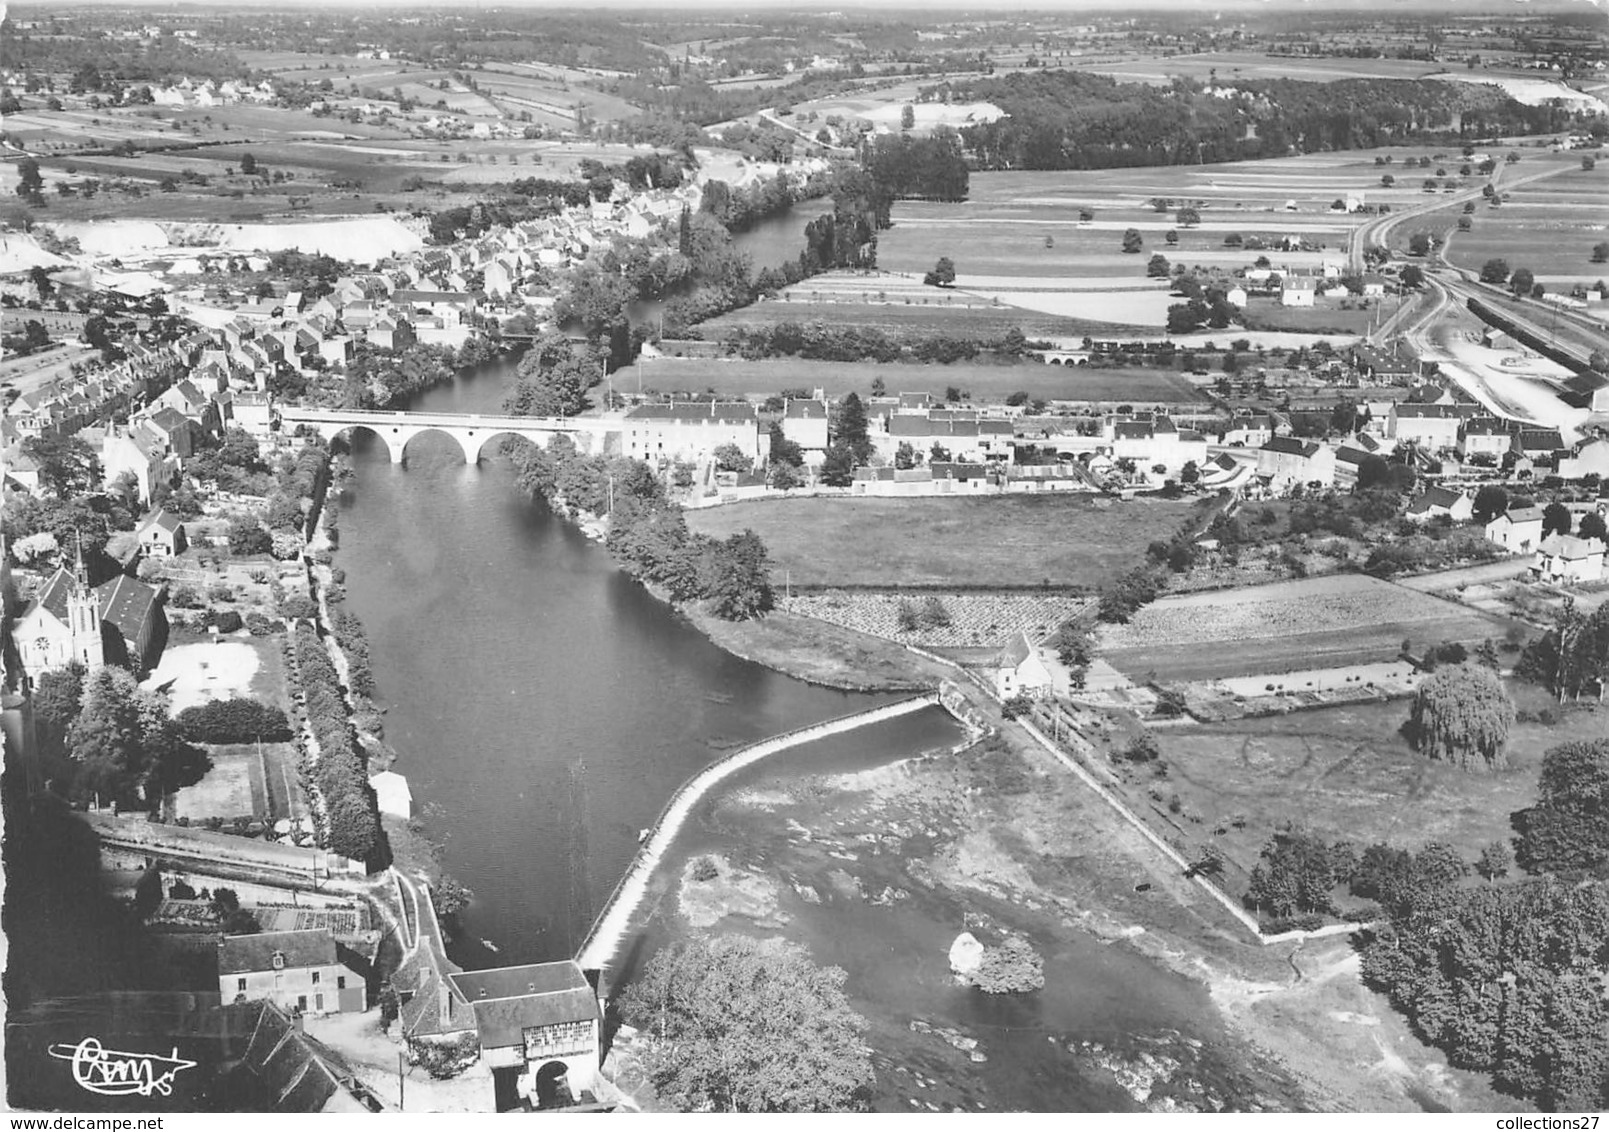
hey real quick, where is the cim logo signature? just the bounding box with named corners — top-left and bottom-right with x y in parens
top-left (48, 1038), bottom-right (198, 1098)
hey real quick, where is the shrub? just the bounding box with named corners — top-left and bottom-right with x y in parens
top-left (973, 937), bottom-right (1045, 993)
top-left (691, 856), bottom-right (720, 882)
top-left (205, 609), bottom-right (244, 634)
top-left (175, 698), bottom-right (293, 744)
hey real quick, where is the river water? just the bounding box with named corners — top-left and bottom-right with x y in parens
top-left (728, 197), bottom-right (836, 271)
top-left (333, 356), bottom-right (960, 968)
top-left (334, 357), bottom-right (1288, 1112)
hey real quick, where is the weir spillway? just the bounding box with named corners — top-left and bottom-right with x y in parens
top-left (574, 693), bottom-right (944, 980)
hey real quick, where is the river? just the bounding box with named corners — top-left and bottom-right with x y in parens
top-left (334, 357), bottom-right (1290, 1112)
top-left (728, 197), bottom-right (836, 271)
top-left (333, 355), bottom-right (960, 969)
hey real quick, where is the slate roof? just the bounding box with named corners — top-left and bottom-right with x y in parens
top-left (448, 961), bottom-right (599, 1050)
top-left (784, 399), bottom-right (826, 419)
top-left (626, 402), bottom-right (755, 423)
top-left (996, 631), bottom-right (1035, 670)
top-left (1263, 436), bottom-right (1321, 457)
top-left (239, 1002), bottom-right (374, 1113)
top-left (1462, 417), bottom-right (1509, 437)
top-left (97, 575), bottom-right (161, 643)
top-left (218, 930), bottom-right (337, 976)
top-left (140, 509), bottom-right (183, 535)
top-left (1495, 506), bottom-right (1545, 525)
top-left (1514, 429), bottom-right (1564, 453)
top-left (1537, 534), bottom-right (1606, 560)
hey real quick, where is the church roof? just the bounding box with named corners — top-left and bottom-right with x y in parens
top-left (96, 574), bottom-right (162, 642)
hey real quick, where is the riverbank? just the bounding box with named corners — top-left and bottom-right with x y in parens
top-left (635, 695), bottom-right (1524, 1113)
top-left (682, 604), bottom-right (953, 693)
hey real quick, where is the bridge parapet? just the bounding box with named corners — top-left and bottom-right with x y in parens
top-left (277, 407), bottom-right (617, 465)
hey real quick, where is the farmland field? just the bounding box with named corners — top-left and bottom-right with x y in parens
top-left (684, 495), bottom-right (1205, 588)
top-left (1150, 689), bottom-right (1605, 890)
top-left (631, 355), bottom-right (1204, 402)
top-left (1099, 574), bottom-right (1518, 682)
top-left (696, 296), bottom-right (1148, 339)
top-left (1440, 164), bottom-right (1609, 287)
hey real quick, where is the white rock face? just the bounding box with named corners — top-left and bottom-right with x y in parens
top-left (949, 932), bottom-right (985, 977)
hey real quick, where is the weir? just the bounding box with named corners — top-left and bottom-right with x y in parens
top-left (574, 693), bottom-right (943, 980)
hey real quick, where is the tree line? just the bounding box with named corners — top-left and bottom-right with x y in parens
top-left (291, 622), bottom-right (382, 864)
top-left (949, 72), bottom-right (1568, 171)
top-left (1243, 737), bottom-right (1609, 1109)
top-left (504, 436), bottom-right (773, 621)
top-left (719, 319), bottom-right (1032, 365)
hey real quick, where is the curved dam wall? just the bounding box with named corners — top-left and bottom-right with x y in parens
top-left (575, 693), bottom-right (940, 977)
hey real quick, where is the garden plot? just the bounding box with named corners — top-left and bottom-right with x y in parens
top-left (786, 592), bottom-right (1091, 649)
top-left (1099, 574), bottom-right (1514, 683)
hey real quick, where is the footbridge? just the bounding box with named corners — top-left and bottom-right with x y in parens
top-left (277, 406), bottom-right (620, 465)
top-left (575, 693), bottom-right (947, 983)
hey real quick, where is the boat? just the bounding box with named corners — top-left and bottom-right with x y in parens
top-left (638, 829), bottom-right (650, 844)
top-left (481, 938), bottom-right (500, 953)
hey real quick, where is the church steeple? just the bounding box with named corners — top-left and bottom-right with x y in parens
top-left (66, 533), bottom-right (101, 670)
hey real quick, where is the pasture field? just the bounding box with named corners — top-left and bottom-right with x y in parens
top-left (785, 591), bottom-right (1091, 649)
top-left (1098, 574), bottom-right (1518, 682)
top-left (1076, 51), bottom-right (1452, 87)
top-left (684, 494), bottom-right (1204, 588)
top-left (1441, 164), bottom-right (1609, 286)
top-left (632, 355), bottom-right (1203, 402)
top-left (1150, 689), bottom-right (1605, 888)
top-left (1238, 298), bottom-right (1377, 336)
top-left (697, 297), bottom-right (1154, 339)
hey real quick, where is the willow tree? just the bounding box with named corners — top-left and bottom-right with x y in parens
top-left (1409, 663), bottom-right (1514, 771)
top-left (621, 935), bottom-right (872, 1112)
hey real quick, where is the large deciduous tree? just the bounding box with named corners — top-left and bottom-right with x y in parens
top-left (621, 934), bottom-right (873, 1112)
top-left (1408, 663), bottom-right (1514, 771)
top-left (1513, 738), bottom-right (1609, 875)
top-left (22, 434), bottom-right (102, 499)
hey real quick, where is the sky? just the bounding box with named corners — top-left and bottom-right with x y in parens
top-left (7, 0), bottom-right (1605, 10)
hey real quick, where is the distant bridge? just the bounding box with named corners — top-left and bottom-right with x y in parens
top-left (277, 407), bottom-right (619, 465)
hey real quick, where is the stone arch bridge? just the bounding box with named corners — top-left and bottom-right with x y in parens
top-left (276, 407), bottom-right (619, 465)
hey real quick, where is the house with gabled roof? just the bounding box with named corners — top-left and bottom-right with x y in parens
top-left (991, 631), bottom-right (1053, 701)
top-left (1532, 533), bottom-right (1607, 584)
top-left (448, 961), bottom-right (601, 1110)
top-left (1257, 435), bottom-right (1336, 489)
top-left (137, 508), bottom-right (187, 557)
top-left (219, 929), bottom-right (365, 1016)
top-left (1405, 486), bottom-right (1474, 524)
top-left (1486, 506), bottom-right (1546, 554)
top-left (1460, 416), bottom-right (1511, 461)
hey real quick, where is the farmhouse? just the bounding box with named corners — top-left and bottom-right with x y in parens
top-left (622, 402), bottom-right (762, 466)
top-left (1531, 534), bottom-right (1607, 584)
top-left (1486, 506), bottom-right (1546, 554)
top-left (1219, 412), bottom-right (1273, 447)
top-left (991, 632), bottom-right (1053, 701)
top-left (1257, 436), bottom-right (1335, 489)
top-left (218, 929), bottom-right (367, 1016)
top-left (137, 508), bottom-right (187, 557)
top-left (1459, 417), bottom-right (1511, 461)
top-left (1404, 486), bottom-right (1474, 524)
top-left (1280, 281), bottom-right (1316, 307)
top-left (881, 409), bottom-right (1015, 465)
top-left (448, 961), bottom-right (601, 1111)
top-left (1106, 414), bottom-right (1208, 476)
top-left (1388, 403), bottom-right (1474, 449)
top-left (781, 397), bottom-right (829, 452)
top-left (1511, 428), bottom-right (1566, 467)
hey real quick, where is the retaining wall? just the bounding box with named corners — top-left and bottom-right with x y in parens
top-left (575, 694), bottom-right (939, 976)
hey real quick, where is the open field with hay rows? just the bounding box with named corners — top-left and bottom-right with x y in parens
top-left (632, 355), bottom-right (1204, 402)
top-left (1099, 574), bottom-right (1518, 682)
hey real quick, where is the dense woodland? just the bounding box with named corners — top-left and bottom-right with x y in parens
top-left (951, 73), bottom-right (1576, 170)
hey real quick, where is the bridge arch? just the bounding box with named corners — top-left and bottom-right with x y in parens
top-left (320, 423), bottom-right (406, 465)
top-left (468, 429), bottom-right (538, 464)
